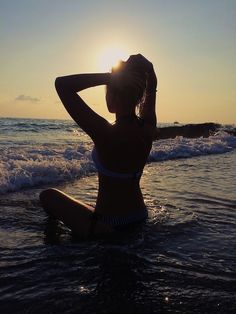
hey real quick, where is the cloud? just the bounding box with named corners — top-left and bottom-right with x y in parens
top-left (15, 94), bottom-right (40, 103)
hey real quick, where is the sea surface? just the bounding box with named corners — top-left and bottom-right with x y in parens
top-left (0, 117), bottom-right (236, 313)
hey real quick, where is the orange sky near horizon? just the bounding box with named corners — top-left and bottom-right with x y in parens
top-left (1, 0), bottom-right (236, 125)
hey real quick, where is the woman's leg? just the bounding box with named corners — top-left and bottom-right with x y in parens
top-left (39, 188), bottom-right (113, 239)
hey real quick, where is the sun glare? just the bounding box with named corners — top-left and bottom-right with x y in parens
top-left (99, 45), bottom-right (129, 71)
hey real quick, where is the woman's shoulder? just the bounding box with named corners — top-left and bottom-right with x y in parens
top-left (93, 117), bottom-right (156, 146)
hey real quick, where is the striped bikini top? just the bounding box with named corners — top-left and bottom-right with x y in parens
top-left (91, 148), bottom-right (143, 179)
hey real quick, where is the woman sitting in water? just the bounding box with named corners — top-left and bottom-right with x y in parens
top-left (40, 54), bottom-right (157, 239)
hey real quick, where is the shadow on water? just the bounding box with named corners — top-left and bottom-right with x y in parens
top-left (0, 217), bottom-right (235, 313)
top-left (39, 223), bottom-right (176, 313)
top-left (19, 214), bottom-right (232, 314)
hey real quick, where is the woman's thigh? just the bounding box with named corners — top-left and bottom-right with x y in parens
top-left (40, 188), bottom-right (113, 238)
top-left (40, 188), bottom-right (95, 237)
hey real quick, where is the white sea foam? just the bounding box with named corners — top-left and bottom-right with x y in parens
top-left (0, 143), bottom-right (95, 194)
top-left (150, 131), bottom-right (236, 162)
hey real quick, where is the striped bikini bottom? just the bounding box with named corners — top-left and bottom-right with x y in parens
top-left (90, 207), bottom-right (148, 232)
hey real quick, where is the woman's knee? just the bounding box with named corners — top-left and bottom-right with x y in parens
top-left (39, 188), bottom-right (58, 206)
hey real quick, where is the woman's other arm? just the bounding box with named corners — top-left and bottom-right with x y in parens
top-left (128, 54), bottom-right (157, 126)
top-left (140, 66), bottom-right (157, 126)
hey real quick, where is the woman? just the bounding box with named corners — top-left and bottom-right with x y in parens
top-left (40, 54), bottom-right (157, 239)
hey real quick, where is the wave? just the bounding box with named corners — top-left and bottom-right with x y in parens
top-left (1, 131), bottom-right (236, 194)
top-left (0, 143), bottom-right (95, 194)
top-left (150, 131), bottom-right (236, 161)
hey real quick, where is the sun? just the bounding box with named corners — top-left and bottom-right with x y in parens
top-left (99, 45), bottom-right (129, 71)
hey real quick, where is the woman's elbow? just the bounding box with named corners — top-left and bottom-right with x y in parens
top-left (55, 76), bottom-right (63, 91)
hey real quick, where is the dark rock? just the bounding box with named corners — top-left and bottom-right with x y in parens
top-left (155, 123), bottom-right (221, 140)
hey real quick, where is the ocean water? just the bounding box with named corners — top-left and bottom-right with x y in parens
top-left (0, 117), bottom-right (236, 313)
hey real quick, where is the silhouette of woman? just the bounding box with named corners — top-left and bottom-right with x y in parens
top-left (40, 54), bottom-right (157, 239)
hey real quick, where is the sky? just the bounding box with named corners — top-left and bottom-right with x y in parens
top-left (1, 0), bottom-right (236, 124)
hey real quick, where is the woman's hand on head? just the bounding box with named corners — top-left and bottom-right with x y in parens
top-left (127, 54), bottom-right (153, 72)
top-left (127, 54), bottom-right (157, 85)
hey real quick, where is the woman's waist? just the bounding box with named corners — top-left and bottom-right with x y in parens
top-left (98, 175), bottom-right (142, 191)
top-left (96, 178), bottom-right (145, 214)
top-left (95, 193), bottom-right (145, 216)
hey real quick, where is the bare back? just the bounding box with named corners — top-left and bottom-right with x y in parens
top-left (94, 117), bottom-right (155, 216)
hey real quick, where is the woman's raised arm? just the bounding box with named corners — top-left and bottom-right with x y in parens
top-left (55, 73), bottom-right (111, 140)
